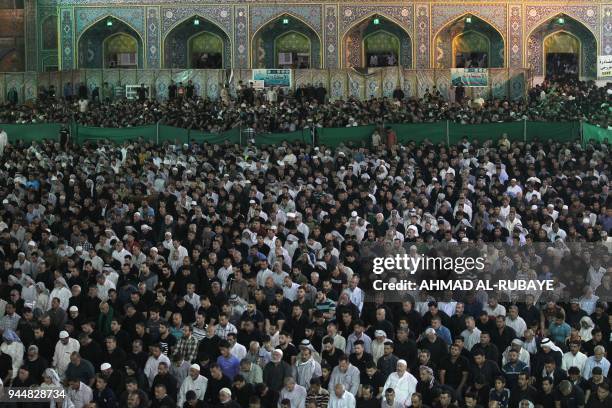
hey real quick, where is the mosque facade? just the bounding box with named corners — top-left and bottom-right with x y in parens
top-left (0, 1), bottom-right (609, 102)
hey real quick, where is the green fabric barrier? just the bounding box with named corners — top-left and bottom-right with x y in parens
top-left (75, 125), bottom-right (157, 143)
top-left (189, 128), bottom-right (241, 145)
top-left (525, 121), bottom-right (580, 142)
top-left (158, 125), bottom-right (189, 144)
top-left (255, 130), bottom-right (310, 146)
top-left (582, 123), bottom-right (611, 144)
top-left (318, 125), bottom-right (377, 148)
top-left (392, 123), bottom-right (447, 144)
top-left (0, 121), bottom-right (587, 146)
top-left (0, 123), bottom-right (62, 142)
top-left (450, 122), bottom-right (525, 144)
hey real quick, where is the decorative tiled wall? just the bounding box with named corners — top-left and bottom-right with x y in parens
top-left (39, 2), bottom-right (611, 79)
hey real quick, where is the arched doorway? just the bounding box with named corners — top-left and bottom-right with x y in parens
top-left (78, 18), bottom-right (143, 69)
top-left (343, 15), bottom-right (412, 68)
top-left (434, 15), bottom-right (504, 68)
top-left (453, 31), bottom-right (490, 68)
top-left (544, 31), bottom-right (580, 79)
top-left (528, 15), bottom-right (596, 80)
top-left (164, 16), bottom-right (231, 69)
top-left (274, 31), bottom-right (311, 68)
top-left (103, 33), bottom-right (138, 69)
top-left (189, 32), bottom-right (224, 68)
top-left (252, 14), bottom-right (321, 69)
top-left (363, 31), bottom-right (399, 68)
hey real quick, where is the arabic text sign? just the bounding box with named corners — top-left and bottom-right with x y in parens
top-left (249, 80), bottom-right (265, 90)
top-left (451, 68), bottom-right (489, 87)
top-left (252, 69), bottom-right (292, 88)
top-left (598, 56), bottom-right (612, 77)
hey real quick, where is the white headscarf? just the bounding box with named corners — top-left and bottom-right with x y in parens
top-left (579, 316), bottom-right (594, 342)
top-left (42, 368), bottom-right (61, 387)
top-left (540, 338), bottom-right (562, 353)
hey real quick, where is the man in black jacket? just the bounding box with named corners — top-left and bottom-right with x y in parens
top-left (587, 383), bottom-right (612, 408)
top-left (151, 362), bottom-right (178, 401)
top-left (204, 363), bottom-right (232, 406)
top-left (151, 383), bottom-right (175, 408)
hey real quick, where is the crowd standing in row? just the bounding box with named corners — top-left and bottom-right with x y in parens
top-left (0, 78), bottom-right (610, 408)
top-left (0, 78), bottom-right (611, 132)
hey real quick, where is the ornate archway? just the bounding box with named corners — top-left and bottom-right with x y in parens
top-left (452, 31), bottom-right (490, 68)
top-left (78, 17), bottom-right (143, 69)
top-left (273, 31), bottom-right (311, 68)
top-left (434, 14), bottom-right (504, 68)
top-left (251, 14), bottom-right (321, 69)
top-left (527, 14), bottom-right (596, 79)
top-left (164, 15), bottom-right (231, 69)
top-left (103, 33), bottom-right (138, 69)
top-left (343, 15), bottom-right (412, 68)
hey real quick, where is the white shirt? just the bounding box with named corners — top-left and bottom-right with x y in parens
top-left (0, 130), bottom-right (7, 152)
top-left (562, 351), bottom-right (588, 373)
top-left (283, 282), bottom-right (300, 301)
top-left (502, 347), bottom-right (531, 368)
top-left (67, 382), bottom-right (93, 408)
top-left (111, 248), bottom-right (131, 264)
top-left (96, 279), bottom-right (116, 302)
top-left (506, 184), bottom-right (523, 198)
top-left (178, 374), bottom-right (208, 407)
top-left (256, 269), bottom-right (273, 288)
top-left (505, 316), bottom-right (527, 337)
top-left (347, 287), bottom-right (364, 313)
top-left (483, 304), bottom-right (506, 317)
top-left (144, 353), bottom-right (171, 386)
top-left (383, 371), bottom-right (417, 406)
top-left (460, 327), bottom-right (482, 351)
top-left (184, 293), bottom-right (201, 310)
top-left (329, 390), bottom-right (356, 408)
top-left (278, 384), bottom-right (307, 408)
top-left (230, 342), bottom-right (247, 361)
top-left (48, 287), bottom-right (71, 310)
top-left (53, 338), bottom-right (80, 379)
top-left (1, 341), bottom-right (23, 379)
top-left (78, 99), bottom-right (89, 113)
top-left (217, 266), bottom-right (233, 290)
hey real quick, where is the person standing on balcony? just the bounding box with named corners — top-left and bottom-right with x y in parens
top-left (0, 128), bottom-right (7, 156)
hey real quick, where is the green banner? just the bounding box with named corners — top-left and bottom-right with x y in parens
top-left (450, 122), bottom-right (525, 144)
top-left (525, 121), bottom-right (580, 142)
top-left (582, 122), bottom-right (612, 144)
top-left (391, 123), bottom-right (447, 144)
top-left (158, 125), bottom-right (189, 144)
top-left (0, 123), bottom-right (62, 142)
top-left (318, 125), bottom-right (377, 148)
top-left (0, 121), bottom-right (586, 147)
top-left (255, 129), bottom-right (310, 146)
top-left (190, 128), bottom-right (238, 145)
top-left (75, 125), bottom-right (157, 143)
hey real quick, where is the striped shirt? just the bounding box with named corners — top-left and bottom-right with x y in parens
top-left (315, 298), bottom-right (336, 315)
top-left (306, 389), bottom-right (330, 408)
top-left (191, 324), bottom-right (207, 343)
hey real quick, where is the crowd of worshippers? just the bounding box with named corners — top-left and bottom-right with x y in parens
top-left (0, 78), bottom-right (611, 132)
top-left (0, 130), bottom-right (610, 408)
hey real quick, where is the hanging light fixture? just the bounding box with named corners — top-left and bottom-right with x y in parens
top-left (373, 16), bottom-right (380, 25)
top-left (465, 15), bottom-right (472, 24)
top-left (282, 18), bottom-right (289, 25)
top-left (106, 18), bottom-right (113, 27)
top-left (557, 16), bottom-right (565, 25)
top-left (193, 18), bottom-right (200, 26)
